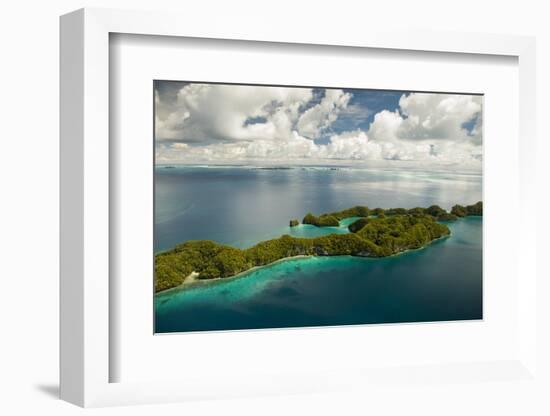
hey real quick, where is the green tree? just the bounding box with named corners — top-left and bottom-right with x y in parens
top-left (466, 201), bottom-right (483, 215)
top-left (155, 206), bottom-right (460, 292)
top-left (451, 204), bottom-right (467, 217)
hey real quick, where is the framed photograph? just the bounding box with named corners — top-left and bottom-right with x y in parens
top-left (60, 8), bottom-right (538, 407)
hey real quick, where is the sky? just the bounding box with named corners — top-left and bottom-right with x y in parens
top-left (154, 81), bottom-right (483, 171)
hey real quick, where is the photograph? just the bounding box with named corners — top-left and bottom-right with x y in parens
top-left (153, 81), bottom-right (483, 333)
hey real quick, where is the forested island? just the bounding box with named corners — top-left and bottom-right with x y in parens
top-left (155, 201), bottom-right (482, 293)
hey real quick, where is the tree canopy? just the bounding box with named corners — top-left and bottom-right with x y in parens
top-left (156, 202), bottom-right (482, 292)
top-left (155, 212), bottom-right (452, 292)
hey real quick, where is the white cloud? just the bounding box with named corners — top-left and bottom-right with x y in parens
top-left (156, 83), bottom-right (313, 143)
top-left (368, 93), bottom-right (482, 143)
top-left (158, 130), bottom-right (388, 163)
top-left (155, 86), bottom-right (483, 171)
top-left (171, 143), bottom-right (188, 149)
top-left (365, 93), bottom-right (483, 165)
top-left (296, 89), bottom-right (351, 139)
top-left (367, 110), bottom-right (403, 142)
top-left (321, 130), bottom-right (380, 160)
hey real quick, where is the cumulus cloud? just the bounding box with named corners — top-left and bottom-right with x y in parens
top-left (365, 93), bottom-right (483, 165)
top-left (296, 89), bottom-right (351, 139)
top-left (157, 130), bottom-right (404, 164)
top-left (368, 93), bottom-right (482, 143)
top-left (156, 83), bottom-right (313, 143)
top-left (155, 84), bottom-right (483, 170)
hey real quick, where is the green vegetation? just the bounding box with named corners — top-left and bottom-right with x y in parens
top-left (301, 203), bottom-right (467, 227)
top-left (324, 205), bottom-right (370, 219)
top-left (465, 201), bottom-right (483, 215)
top-left (451, 204), bottom-right (467, 217)
top-left (436, 212), bottom-right (458, 221)
top-left (378, 206), bottom-right (459, 221)
top-left (156, 202), bottom-right (482, 292)
top-left (155, 212), bottom-right (452, 292)
top-left (418, 205), bottom-right (457, 221)
top-left (302, 213), bottom-right (339, 226)
top-left (425, 205), bottom-right (447, 218)
top-left (351, 215), bottom-right (450, 256)
top-left (300, 205), bottom-right (370, 227)
top-left (451, 201), bottom-right (483, 217)
top-left (385, 208), bottom-right (408, 216)
top-left (347, 217), bottom-right (370, 233)
top-left (155, 241), bottom-right (250, 291)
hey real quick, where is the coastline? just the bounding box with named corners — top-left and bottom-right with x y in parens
top-left (155, 255), bottom-right (313, 296)
top-left (155, 202), bottom-right (482, 295)
top-left (155, 232), bottom-right (452, 297)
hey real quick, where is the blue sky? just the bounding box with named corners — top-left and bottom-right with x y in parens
top-left (154, 81), bottom-right (483, 170)
top-left (314, 88), bottom-right (403, 144)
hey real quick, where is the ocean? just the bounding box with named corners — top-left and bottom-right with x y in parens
top-left (154, 165), bottom-right (482, 333)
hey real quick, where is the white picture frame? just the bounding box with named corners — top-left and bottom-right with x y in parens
top-left (60, 7), bottom-right (538, 407)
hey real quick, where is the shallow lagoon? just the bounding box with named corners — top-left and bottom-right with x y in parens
top-left (154, 165), bottom-right (482, 333)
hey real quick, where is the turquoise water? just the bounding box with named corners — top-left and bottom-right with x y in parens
top-left (155, 216), bottom-right (482, 333)
top-left (284, 216), bottom-right (361, 239)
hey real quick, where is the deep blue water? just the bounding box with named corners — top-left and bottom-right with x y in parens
top-left (154, 165), bottom-right (482, 333)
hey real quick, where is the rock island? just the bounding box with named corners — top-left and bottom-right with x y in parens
top-left (155, 202), bottom-right (482, 292)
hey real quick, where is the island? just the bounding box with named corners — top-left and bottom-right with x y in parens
top-left (451, 201), bottom-right (483, 217)
top-left (155, 201), bottom-right (482, 293)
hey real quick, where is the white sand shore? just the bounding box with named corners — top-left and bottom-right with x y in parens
top-left (155, 255), bottom-right (313, 295)
top-left (183, 271), bottom-right (200, 283)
